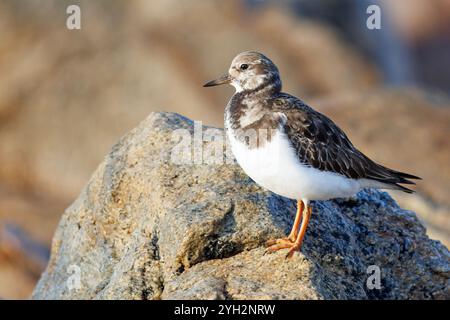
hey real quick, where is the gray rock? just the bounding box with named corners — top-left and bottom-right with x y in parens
top-left (32, 112), bottom-right (450, 300)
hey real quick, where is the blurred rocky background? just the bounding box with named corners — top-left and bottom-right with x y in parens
top-left (0, 0), bottom-right (449, 299)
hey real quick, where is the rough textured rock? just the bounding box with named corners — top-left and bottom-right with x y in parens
top-left (33, 112), bottom-right (449, 300)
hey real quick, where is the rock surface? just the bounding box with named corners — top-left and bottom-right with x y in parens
top-left (33, 112), bottom-right (450, 300)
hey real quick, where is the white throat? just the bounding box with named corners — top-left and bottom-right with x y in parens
top-left (231, 80), bottom-right (243, 93)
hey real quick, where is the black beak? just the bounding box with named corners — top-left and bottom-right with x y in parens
top-left (203, 74), bottom-right (231, 87)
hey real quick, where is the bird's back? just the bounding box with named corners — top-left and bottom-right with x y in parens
top-left (269, 93), bottom-right (421, 193)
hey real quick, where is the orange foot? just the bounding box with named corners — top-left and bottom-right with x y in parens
top-left (265, 236), bottom-right (295, 247)
top-left (265, 203), bottom-right (312, 259)
top-left (265, 199), bottom-right (304, 257)
top-left (265, 238), bottom-right (302, 258)
top-left (285, 243), bottom-right (302, 259)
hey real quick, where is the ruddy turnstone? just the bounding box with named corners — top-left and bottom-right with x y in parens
top-left (204, 51), bottom-right (420, 258)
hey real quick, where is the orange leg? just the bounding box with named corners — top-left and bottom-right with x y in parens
top-left (285, 205), bottom-right (312, 258)
top-left (287, 200), bottom-right (304, 241)
top-left (266, 200), bottom-right (304, 247)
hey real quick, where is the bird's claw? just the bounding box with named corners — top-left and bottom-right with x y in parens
top-left (265, 237), bottom-right (301, 258)
top-left (285, 245), bottom-right (300, 259)
top-left (265, 236), bottom-right (295, 247)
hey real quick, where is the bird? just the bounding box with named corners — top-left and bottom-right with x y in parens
top-left (203, 51), bottom-right (420, 258)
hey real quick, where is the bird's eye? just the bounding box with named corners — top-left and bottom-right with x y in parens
top-left (240, 64), bottom-right (249, 70)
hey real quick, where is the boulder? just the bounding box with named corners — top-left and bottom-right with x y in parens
top-left (32, 112), bottom-right (450, 300)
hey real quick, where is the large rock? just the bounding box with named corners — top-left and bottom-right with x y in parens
top-left (32, 112), bottom-right (449, 300)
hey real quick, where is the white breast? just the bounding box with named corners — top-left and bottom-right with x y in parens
top-left (227, 127), bottom-right (363, 201)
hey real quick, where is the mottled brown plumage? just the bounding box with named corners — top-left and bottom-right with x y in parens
top-left (271, 93), bottom-right (420, 192)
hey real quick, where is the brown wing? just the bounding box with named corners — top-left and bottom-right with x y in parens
top-left (272, 95), bottom-right (420, 192)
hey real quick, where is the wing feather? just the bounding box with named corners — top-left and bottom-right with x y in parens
top-left (271, 94), bottom-right (420, 192)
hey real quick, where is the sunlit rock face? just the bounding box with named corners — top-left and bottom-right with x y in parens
top-left (32, 112), bottom-right (450, 300)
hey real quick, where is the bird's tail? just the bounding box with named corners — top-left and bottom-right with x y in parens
top-left (371, 166), bottom-right (421, 194)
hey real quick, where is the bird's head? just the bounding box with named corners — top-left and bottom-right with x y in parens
top-left (204, 51), bottom-right (281, 94)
